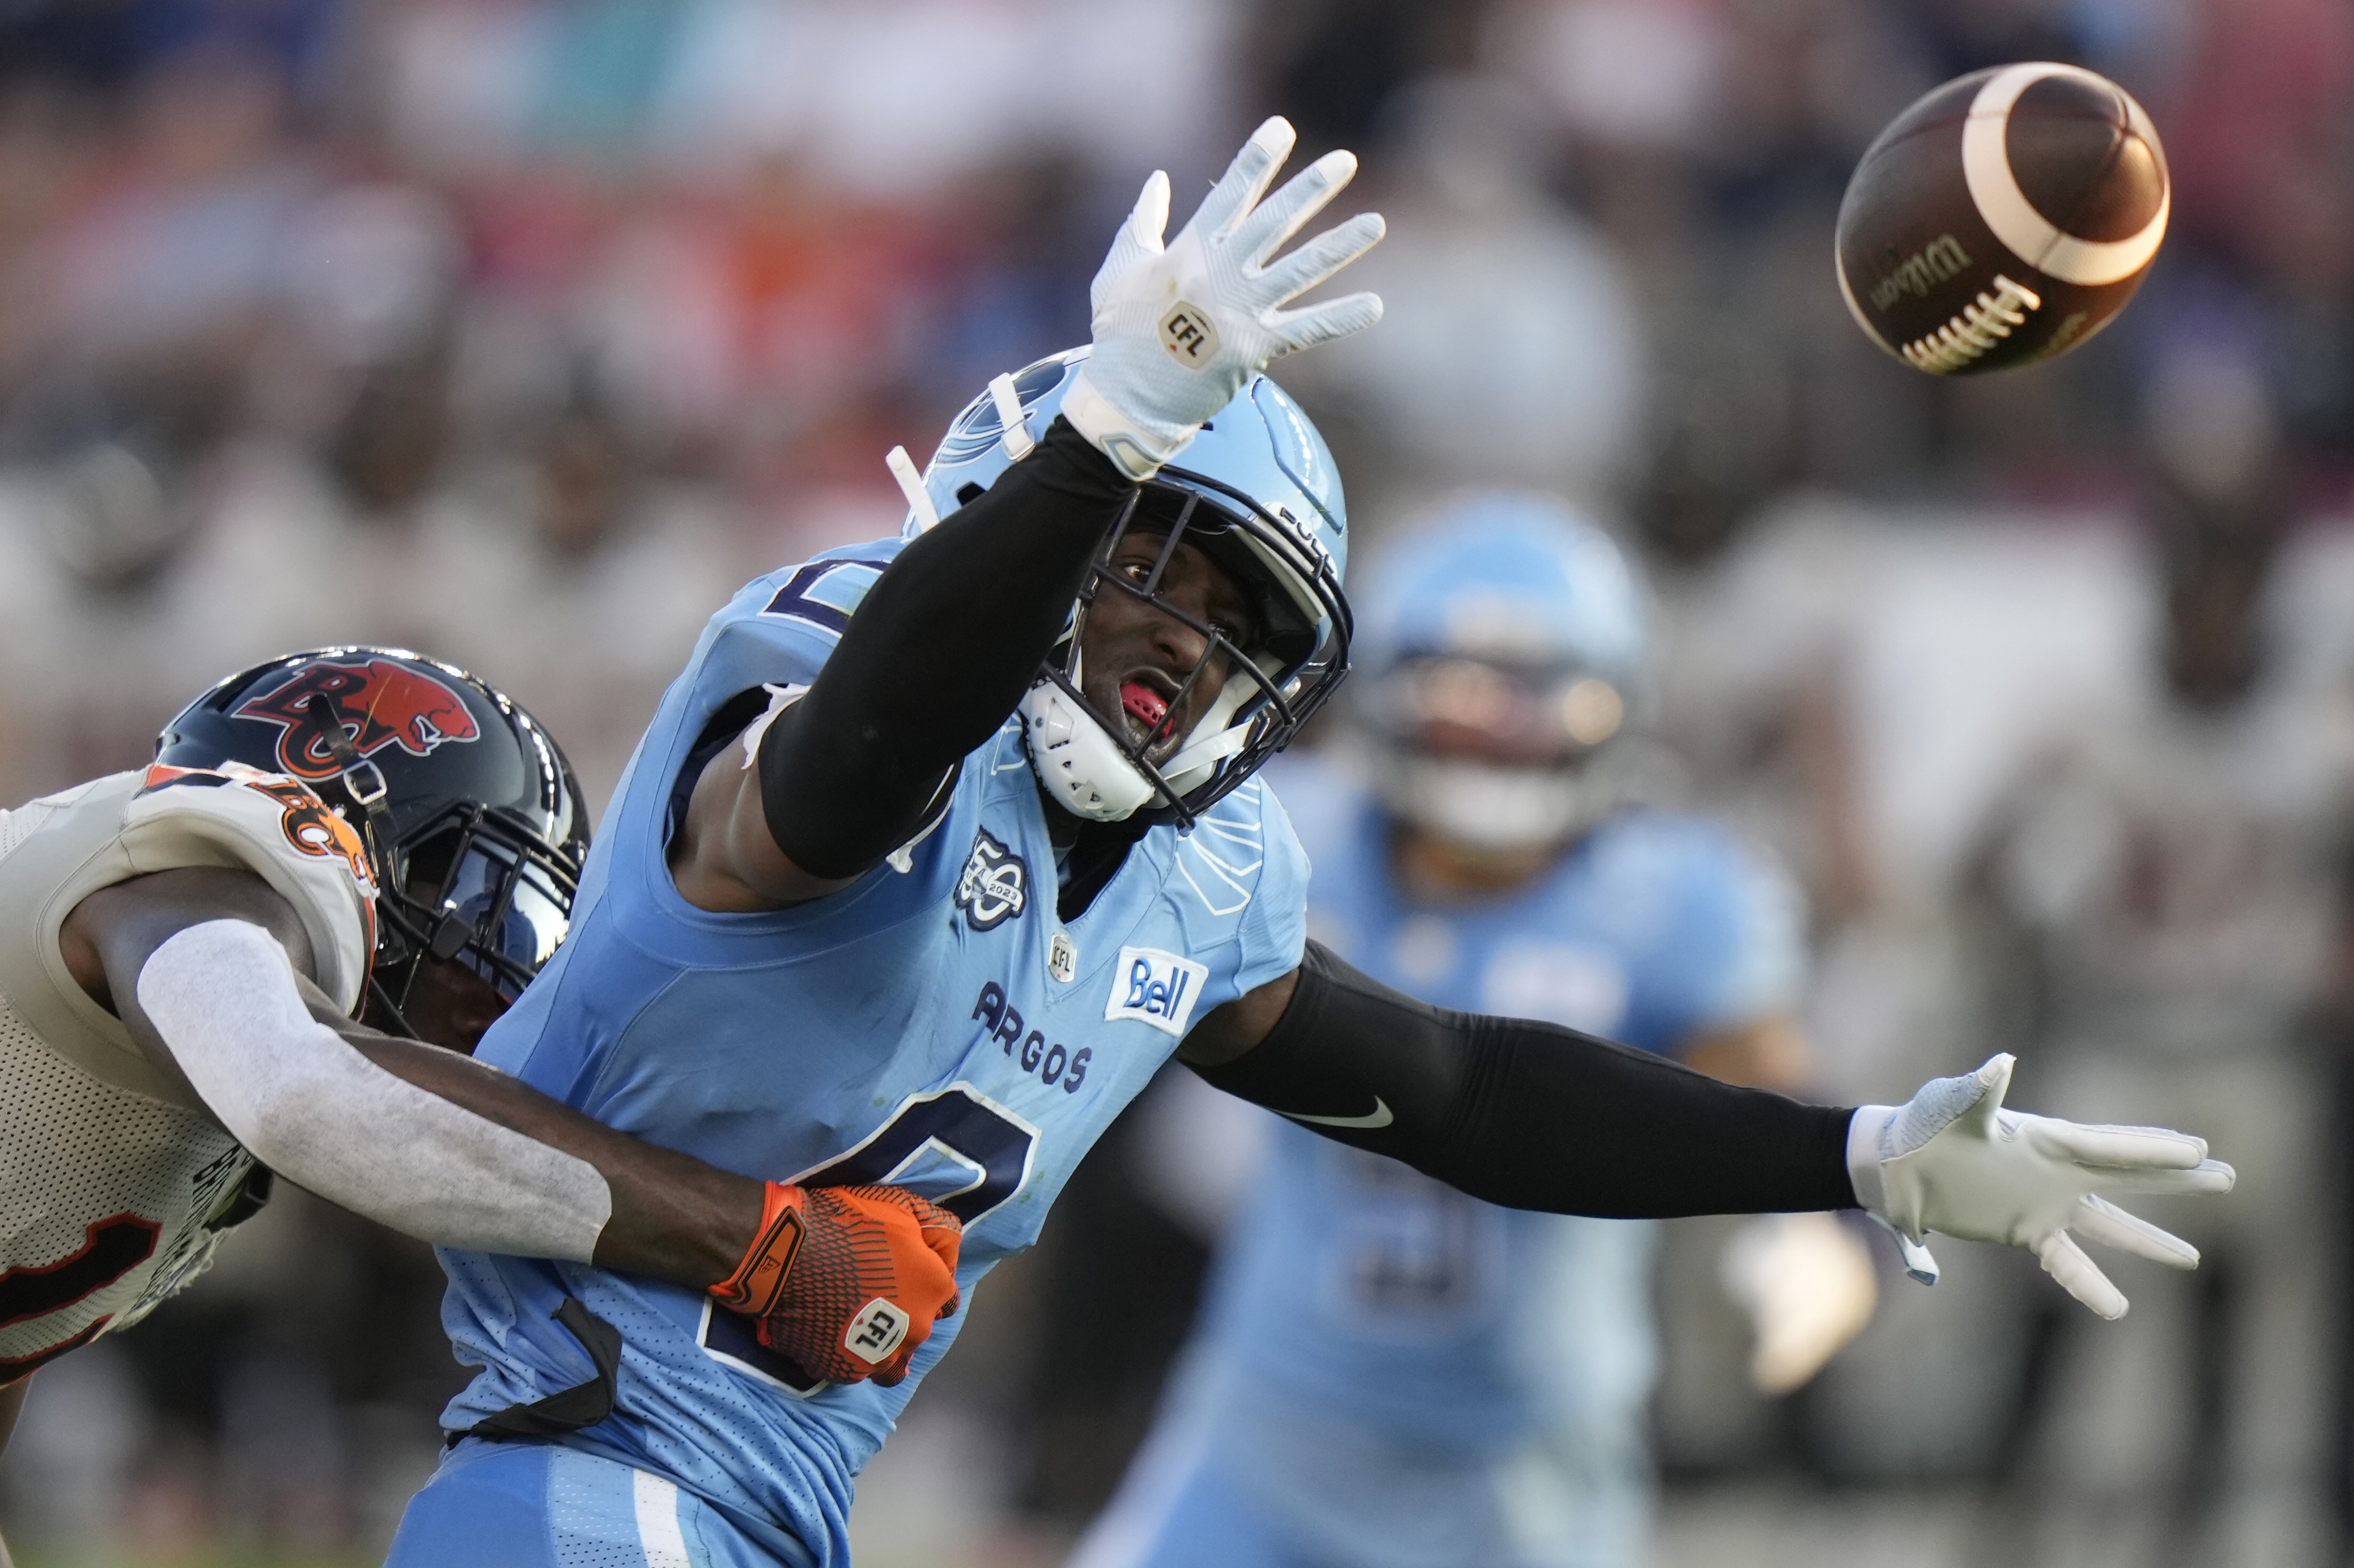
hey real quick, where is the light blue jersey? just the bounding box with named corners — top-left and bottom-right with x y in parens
top-left (414, 541), bottom-right (1309, 1567)
top-left (1205, 753), bottom-right (1802, 1445)
top-left (1078, 753), bottom-right (1800, 1568)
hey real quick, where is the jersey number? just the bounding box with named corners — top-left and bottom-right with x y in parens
top-left (1334, 1151), bottom-right (1491, 1320)
top-left (0, 1213), bottom-right (160, 1381)
top-left (759, 559), bottom-right (892, 640)
top-left (700, 1085), bottom-right (1037, 1395)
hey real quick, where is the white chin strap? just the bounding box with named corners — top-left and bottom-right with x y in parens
top-left (1021, 662), bottom-right (1258, 823)
top-left (1378, 755), bottom-right (1592, 851)
top-left (1159, 674), bottom-right (1255, 796)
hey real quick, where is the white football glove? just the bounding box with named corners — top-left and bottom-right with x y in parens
top-left (1063, 116), bottom-right (1386, 480)
top-left (1848, 1053), bottom-right (2234, 1320)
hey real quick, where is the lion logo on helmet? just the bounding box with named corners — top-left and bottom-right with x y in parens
top-left (233, 657), bottom-right (481, 780)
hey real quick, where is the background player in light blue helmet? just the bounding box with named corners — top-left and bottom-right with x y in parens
top-left (382, 120), bottom-right (2231, 1568)
top-left (1072, 498), bottom-right (1874, 1568)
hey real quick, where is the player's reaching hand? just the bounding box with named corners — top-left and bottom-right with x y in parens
top-left (1062, 115), bottom-right (1385, 480)
top-left (1847, 1053), bottom-right (2234, 1318)
top-left (1187, 944), bottom-right (2232, 1320)
top-left (710, 1182), bottom-right (963, 1387)
top-left (674, 117), bottom-right (1380, 909)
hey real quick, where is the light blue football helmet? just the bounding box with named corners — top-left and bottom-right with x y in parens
top-left (907, 347), bottom-right (1351, 827)
top-left (1350, 493), bottom-right (1651, 850)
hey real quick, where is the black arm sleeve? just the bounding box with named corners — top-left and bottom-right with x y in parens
top-left (1192, 941), bottom-right (1858, 1217)
top-left (758, 417), bottom-right (1135, 877)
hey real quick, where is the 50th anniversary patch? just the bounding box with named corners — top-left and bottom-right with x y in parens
top-left (955, 830), bottom-right (1028, 931)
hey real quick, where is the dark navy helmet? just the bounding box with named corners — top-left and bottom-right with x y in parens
top-left (155, 647), bottom-right (588, 1032)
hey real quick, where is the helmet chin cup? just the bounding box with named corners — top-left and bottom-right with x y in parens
top-left (1380, 754), bottom-right (1592, 851)
top-left (1022, 661), bottom-right (1260, 824)
top-left (1021, 675), bottom-right (1158, 822)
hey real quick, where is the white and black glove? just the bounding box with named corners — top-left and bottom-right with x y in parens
top-left (1063, 115), bottom-right (1385, 480)
top-left (1848, 1053), bottom-right (2234, 1319)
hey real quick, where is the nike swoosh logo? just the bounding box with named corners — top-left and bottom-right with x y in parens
top-left (1279, 1097), bottom-right (1394, 1130)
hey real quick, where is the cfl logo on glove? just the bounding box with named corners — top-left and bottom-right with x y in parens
top-left (1158, 303), bottom-right (1220, 365)
top-left (844, 1298), bottom-right (910, 1366)
top-left (1106, 946), bottom-right (1209, 1037)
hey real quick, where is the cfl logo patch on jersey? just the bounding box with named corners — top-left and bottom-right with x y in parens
top-left (954, 830), bottom-right (1027, 931)
top-left (1106, 946), bottom-right (1209, 1037)
top-left (843, 1298), bottom-right (910, 1367)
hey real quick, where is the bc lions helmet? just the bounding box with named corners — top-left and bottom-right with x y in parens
top-left (154, 648), bottom-right (590, 1033)
top-left (1352, 495), bottom-right (1650, 851)
top-left (908, 347), bottom-right (1350, 827)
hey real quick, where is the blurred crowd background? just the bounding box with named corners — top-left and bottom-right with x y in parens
top-left (1, 0), bottom-right (2352, 1564)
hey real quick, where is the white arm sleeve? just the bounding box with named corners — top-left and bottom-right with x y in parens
top-left (136, 919), bottom-right (612, 1262)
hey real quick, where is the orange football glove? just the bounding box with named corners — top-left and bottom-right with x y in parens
top-left (709, 1182), bottom-right (962, 1387)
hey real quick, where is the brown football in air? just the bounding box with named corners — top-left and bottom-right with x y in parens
top-left (1836, 62), bottom-right (2169, 375)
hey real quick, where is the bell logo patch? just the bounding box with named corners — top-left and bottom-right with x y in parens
top-left (1105, 946), bottom-right (1209, 1037)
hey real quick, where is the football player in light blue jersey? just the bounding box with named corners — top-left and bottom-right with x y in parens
top-left (385, 121), bottom-right (2235, 1568)
top-left (1073, 499), bottom-right (1844, 1568)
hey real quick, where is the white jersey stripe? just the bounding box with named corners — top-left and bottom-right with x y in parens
top-left (633, 1468), bottom-right (694, 1568)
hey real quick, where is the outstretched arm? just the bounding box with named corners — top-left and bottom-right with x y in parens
top-left (1181, 942), bottom-right (1852, 1216)
top-left (65, 866), bottom-right (758, 1285)
top-left (64, 867), bottom-right (960, 1383)
top-left (1183, 941), bottom-right (2234, 1316)
top-left (670, 419), bottom-right (1137, 909)
top-left (671, 117), bottom-right (1384, 911)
